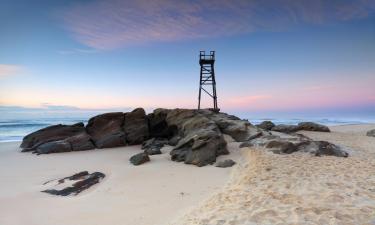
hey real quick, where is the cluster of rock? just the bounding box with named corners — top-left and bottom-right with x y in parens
top-left (20, 108), bottom-right (349, 167)
top-left (42, 171), bottom-right (105, 196)
top-left (256, 121), bottom-right (330, 133)
top-left (239, 131), bottom-right (348, 157)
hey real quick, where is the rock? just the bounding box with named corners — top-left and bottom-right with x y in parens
top-left (168, 135), bottom-right (181, 146)
top-left (216, 159), bottom-right (236, 168)
top-left (256, 121), bottom-right (275, 131)
top-left (366, 129), bottom-right (375, 137)
top-left (167, 109), bottom-right (228, 167)
top-left (202, 110), bottom-right (262, 142)
top-left (42, 171), bottom-right (105, 196)
top-left (147, 108), bottom-right (174, 138)
top-left (124, 108), bottom-right (149, 144)
top-left (265, 140), bottom-right (298, 154)
top-left (20, 123), bottom-right (95, 153)
top-left (299, 141), bottom-right (349, 157)
top-left (271, 124), bottom-right (299, 133)
top-left (130, 152), bottom-right (150, 165)
top-left (142, 138), bottom-right (168, 155)
top-left (36, 140), bottom-right (71, 154)
top-left (240, 131), bottom-right (348, 157)
top-left (86, 112), bottom-right (126, 148)
top-left (297, 122), bottom-right (330, 132)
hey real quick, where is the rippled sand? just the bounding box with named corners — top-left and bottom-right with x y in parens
top-left (171, 124), bottom-right (375, 225)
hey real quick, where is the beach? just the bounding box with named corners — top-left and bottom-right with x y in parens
top-left (1, 124), bottom-right (375, 225)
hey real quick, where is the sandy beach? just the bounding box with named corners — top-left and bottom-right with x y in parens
top-left (1, 124), bottom-right (375, 225)
top-left (0, 141), bottom-right (241, 225)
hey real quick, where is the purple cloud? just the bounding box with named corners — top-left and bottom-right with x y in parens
top-left (61, 0), bottom-right (375, 50)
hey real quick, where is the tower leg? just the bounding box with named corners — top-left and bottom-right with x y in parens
top-left (198, 66), bottom-right (202, 110)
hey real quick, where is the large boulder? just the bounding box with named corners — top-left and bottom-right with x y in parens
top-left (256, 121), bottom-right (275, 131)
top-left (297, 122), bottom-right (330, 132)
top-left (167, 109), bottom-right (228, 167)
top-left (20, 122), bottom-right (95, 153)
top-left (147, 108), bottom-right (174, 138)
top-left (202, 110), bottom-right (262, 142)
top-left (123, 108), bottom-right (149, 144)
top-left (86, 112), bottom-right (126, 148)
top-left (366, 129), bottom-right (375, 137)
top-left (271, 124), bottom-right (299, 133)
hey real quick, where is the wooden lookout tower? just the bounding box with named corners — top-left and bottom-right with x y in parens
top-left (198, 50), bottom-right (219, 112)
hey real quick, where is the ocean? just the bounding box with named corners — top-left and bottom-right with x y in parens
top-left (1, 114), bottom-right (374, 143)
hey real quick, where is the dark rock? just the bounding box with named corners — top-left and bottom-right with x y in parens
top-left (66, 132), bottom-right (95, 151)
top-left (142, 138), bottom-right (168, 155)
top-left (130, 152), bottom-right (150, 165)
top-left (271, 124), bottom-right (299, 133)
top-left (239, 141), bottom-right (254, 148)
top-left (124, 108), bottom-right (149, 144)
top-left (202, 110), bottom-right (262, 142)
top-left (168, 135), bottom-right (181, 146)
top-left (147, 108), bottom-right (174, 138)
top-left (297, 122), bottom-right (330, 132)
top-left (167, 109), bottom-right (228, 167)
top-left (36, 140), bottom-right (72, 154)
top-left (298, 141), bottom-right (349, 157)
top-left (20, 123), bottom-right (94, 153)
top-left (86, 112), bottom-right (126, 148)
top-left (216, 159), bottom-right (236, 168)
top-left (366, 129), bottom-right (375, 137)
top-left (42, 171), bottom-right (105, 196)
top-left (256, 121), bottom-right (275, 131)
top-left (240, 130), bottom-right (348, 157)
top-left (265, 140), bottom-right (298, 154)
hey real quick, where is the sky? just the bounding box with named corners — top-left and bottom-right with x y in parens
top-left (0, 0), bottom-right (374, 118)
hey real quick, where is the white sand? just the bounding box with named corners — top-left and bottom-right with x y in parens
top-left (0, 142), bottom-right (241, 225)
top-left (1, 124), bottom-right (375, 225)
top-left (171, 124), bottom-right (375, 225)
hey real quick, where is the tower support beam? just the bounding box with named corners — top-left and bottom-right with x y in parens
top-left (198, 51), bottom-right (219, 112)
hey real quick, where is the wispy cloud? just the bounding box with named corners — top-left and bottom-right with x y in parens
top-left (60, 0), bottom-right (375, 50)
top-left (57, 48), bottom-right (97, 55)
top-left (0, 64), bottom-right (23, 78)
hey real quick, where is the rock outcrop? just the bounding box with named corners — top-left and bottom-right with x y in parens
top-left (147, 108), bottom-right (174, 138)
top-left (240, 131), bottom-right (348, 157)
top-left (297, 122), bottom-right (330, 132)
top-left (86, 112), bottom-right (126, 148)
top-left (124, 108), bottom-right (149, 144)
top-left (271, 122), bottom-right (330, 133)
top-left (20, 122), bottom-right (95, 154)
top-left (20, 108), bottom-right (348, 167)
top-left (42, 171), bottom-right (105, 196)
top-left (167, 109), bottom-right (228, 167)
top-left (366, 129), bottom-right (375, 137)
top-left (256, 121), bottom-right (275, 131)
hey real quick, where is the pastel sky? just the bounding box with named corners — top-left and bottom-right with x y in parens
top-left (1, 0), bottom-right (374, 117)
